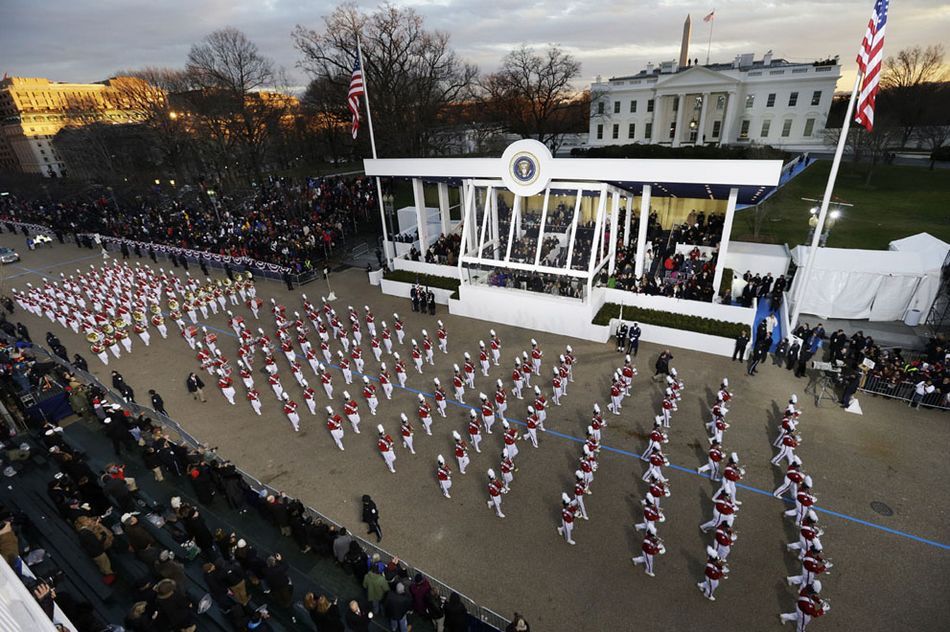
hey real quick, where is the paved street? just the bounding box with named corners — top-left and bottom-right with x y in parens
top-left (4, 234), bottom-right (949, 631)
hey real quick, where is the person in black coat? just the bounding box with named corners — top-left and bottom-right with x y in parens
top-left (182, 506), bottom-right (215, 558)
top-left (263, 553), bottom-right (294, 608)
top-left (615, 322), bottom-right (628, 352)
top-left (188, 463), bottom-right (215, 506)
top-left (361, 494), bottom-right (382, 542)
top-left (15, 322), bottom-right (31, 342)
top-left (305, 593), bottom-right (345, 632)
top-left (731, 330), bottom-right (748, 362)
top-left (626, 322), bottom-right (641, 356)
top-left (653, 350), bottom-right (673, 380)
top-left (153, 579), bottom-right (197, 631)
top-left (186, 372), bottom-right (206, 402)
top-left (344, 600), bottom-right (371, 632)
top-left (72, 353), bottom-right (88, 372)
top-left (111, 370), bottom-right (126, 392)
top-left (773, 339), bottom-right (790, 366)
top-left (443, 592), bottom-right (468, 632)
top-left (786, 340), bottom-right (801, 371)
top-left (383, 582), bottom-right (412, 631)
top-left (202, 561), bottom-right (231, 606)
top-left (149, 390), bottom-right (168, 416)
top-left (427, 288), bottom-right (436, 315)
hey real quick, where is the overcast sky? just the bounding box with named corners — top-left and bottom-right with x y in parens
top-left (2, 0), bottom-right (947, 92)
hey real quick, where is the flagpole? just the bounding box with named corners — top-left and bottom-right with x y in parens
top-left (705, 15), bottom-right (714, 65)
top-left (357, 35), bottom-right (392, 268)
top-left (789, 71), bottom-right (863, 329)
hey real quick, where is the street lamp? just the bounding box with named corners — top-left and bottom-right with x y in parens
top-left (802, 197), bottom-right (852, 246)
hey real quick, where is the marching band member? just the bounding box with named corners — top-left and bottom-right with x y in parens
top-left (452, 431), bottom-right (469, 474)
top-left (432, 378), bottom-right (448, 419)
top-left (362, 377), bottom-right (378, 416)
top-left (325, 406), bottom-right (345, 451)
top-left (486, 469), bottom-right (505, 518)
top-left (557, 493), bottom-right (577, 544)
top-left (417, 394), bottom-right (433, 435)
top-left (436, 455), bottom-right (452, 499)
top-left (632, 531), bottom-right (665, 577)
top-left (281, 393), bottom-right (300, 432)
top-left (467, 410), bottom-right (483, 453)
top-left (377, 425), bottom-right (397, 473)
top-left (399, 413), bottom-right (415, 455)
top-left (697, 546), bottom-right (728, 601)
top-left (246, 388), bottom-right (262, 416)
top-left (342, 392), bottom-right (361, 433)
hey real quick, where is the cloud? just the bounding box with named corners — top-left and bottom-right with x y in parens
top-left (1, 0), bottom-right (947, 92)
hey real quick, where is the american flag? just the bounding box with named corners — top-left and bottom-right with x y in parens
top-left (855, 0), bottom-right (888, 131)
top-left (347, 56), bottom-right (365, 139)
top-left (703, 10), bottom-right (715, 22)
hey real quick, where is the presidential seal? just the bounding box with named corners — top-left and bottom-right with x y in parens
top-left (510, 152), bottom-right (539, 186)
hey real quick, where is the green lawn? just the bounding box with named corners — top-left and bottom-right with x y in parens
top-left (732, 161), bottom-right (950, 250)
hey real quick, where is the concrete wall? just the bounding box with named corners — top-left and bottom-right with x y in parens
top-left (607, 317), bottom-right (736, 357)
top-left (600, 288), bottom-right (756, 326)
top-left (393, 257), bottom-right (462, 280)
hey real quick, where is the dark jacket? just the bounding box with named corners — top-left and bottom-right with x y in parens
top-left (443, 594), bottom-right (469, 632)
top-left (186, 374), bottom-right (204, 393)
top-left (309, 602), bottom-right (345, 632)
top-left (344, 606), bottom-right (371, 632)
top-left (384, 589), bottom-right (413, 621)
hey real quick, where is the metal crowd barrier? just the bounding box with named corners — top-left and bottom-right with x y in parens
top-left (1, 220), bottom-right (319, 287)
top-left (858, 374), bottom-right (950, 410)
top-left (17, 340), bottom-right (510, 631)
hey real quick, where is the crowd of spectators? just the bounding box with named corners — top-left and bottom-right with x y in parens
top-left (0, 330), bottom-right (500, 631)
top-left (0, 175), bottom-right (379, 274)
top-left (829, 331), bottom-right (950, 408)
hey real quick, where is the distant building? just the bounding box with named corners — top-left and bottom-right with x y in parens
top-left (589, 49), bottom-right (841, 151)
top-left (0, 76), bottom-right (154, 177)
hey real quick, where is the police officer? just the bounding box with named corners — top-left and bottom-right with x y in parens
top-left (615, 321), bottom-right (628, 352)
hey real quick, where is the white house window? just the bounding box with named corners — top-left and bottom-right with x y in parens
top-left (716, 95), bottom-right (726, 110)
top-left (781, 119), bottom-right (793, 137)
top-left (766, 93), bottom-right (776, 107)
top-left (596, 124), bottom-right (603, 139)
top-left (597, 102), bottom-right (605, 115)
top-left (760, 120), bottom-right (771, 137)
top-left (613, 101), bottom-right (621, 114)
top-left (612, 123), bottom-right (619, 139)
top-left (811, 90), bottom-right (822, 106)
top-left (788, 92), bottom-right (799, 107)
top-left (630, 100), bottom-right (637, 113)
top-left (647, 99), bottom-right (655, 113)
top-left (803, 118), bottom-right (816, 137)
top-left (712, 120), bottom-right (721, 138)
top-left (739, 120), bottom-right (750, 139)
top-left (628, 123), bottom-right (636, 139)
top-left (645, 122), bottom-right (653, 139)
top-left (745, 95), bottom-right (755, 109)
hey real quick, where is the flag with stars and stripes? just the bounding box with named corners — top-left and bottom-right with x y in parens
top-left (347, 56), bottom-right (365, 139)
top-left (855, 0), bottom-right (888, 131)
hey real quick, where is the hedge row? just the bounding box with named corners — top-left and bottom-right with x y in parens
top-left (382, 269), bottom-right (461, 292)
top-left (593, 303), bottom-right (748, 339)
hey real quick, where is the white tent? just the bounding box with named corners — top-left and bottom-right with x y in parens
top-left (889, 232), bottom-right (950, 321)
top-left (790, 246), bottom-right (926, 321)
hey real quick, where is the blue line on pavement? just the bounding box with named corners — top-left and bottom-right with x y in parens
top-left (7, 253), bottom-right (102, 280)
top-left (186, 311), bottom-right (950, 552)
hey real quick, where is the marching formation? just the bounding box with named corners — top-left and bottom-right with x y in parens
top-left (13, 260), bottom-right (841, 629)
top-left (773, 395), bottom-right (831, 630)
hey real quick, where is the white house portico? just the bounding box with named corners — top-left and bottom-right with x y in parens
top-left (590, 52), bottom-right (841, 151)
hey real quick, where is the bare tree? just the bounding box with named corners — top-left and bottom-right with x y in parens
top-left (880, 45), bottom-right (948, 147)
top-left (292, 2), bottom-right (478, 158)
top-left (186, 28), bottom-right (282, 180)
top-left (480, 45), bottom-right (583, 153)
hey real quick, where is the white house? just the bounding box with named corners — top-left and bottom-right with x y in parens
top-left (588, 52), bottom-right (841, 152)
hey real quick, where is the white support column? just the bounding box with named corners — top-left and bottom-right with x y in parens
top-left (622, 195), bottom-right (633, 248)
top-left (720, 91), bottom-right (737, 146)
top-left (457, 181), bottom-right (475, 280)
top-left (587, 188), bottom-right (608, 276)
top-left (412, 178), bottom-right (428, 253)
top-left (564, 190), bottom-right (584, 270)
top-left (476, 186), bottom-right (493, 261)
top-left (533, 188), bottom-right (551, 267)
top-left (634, 185), bottom-right (652, 277)
top-left (697, 92), bottom-right (710, 145)
top-left (607, 192), bottom-right (620, 276)
top-left (490, 189), bottom-right (500, 259)
top-left (672, 93), bottom-right (687, 147)
top-left (504, 195), bottom-right (521, 262)
top-left (437, 182), bottom-right (451, 237)
top-left (712, 187), bottom-right (740, 297)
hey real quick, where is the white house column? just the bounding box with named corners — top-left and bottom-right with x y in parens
top-left (634, 185), bottom-right (651, 277)
top-left (672, 93), bottom-right (687, 147)
top-left (719, 91), bottom-right (737, 145)
top-left (412, 178), bottom-right (429, 253)
top-left (712, 187), bottom-right (739, 296)
top-left (437, 182), bottom-right (451, 236)
top-left (490, 188), bottom-right (500, 259)
top-left (622, 195), bottom-right (633, 248)
top-left (697, 92), bottom-right (710, 145)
